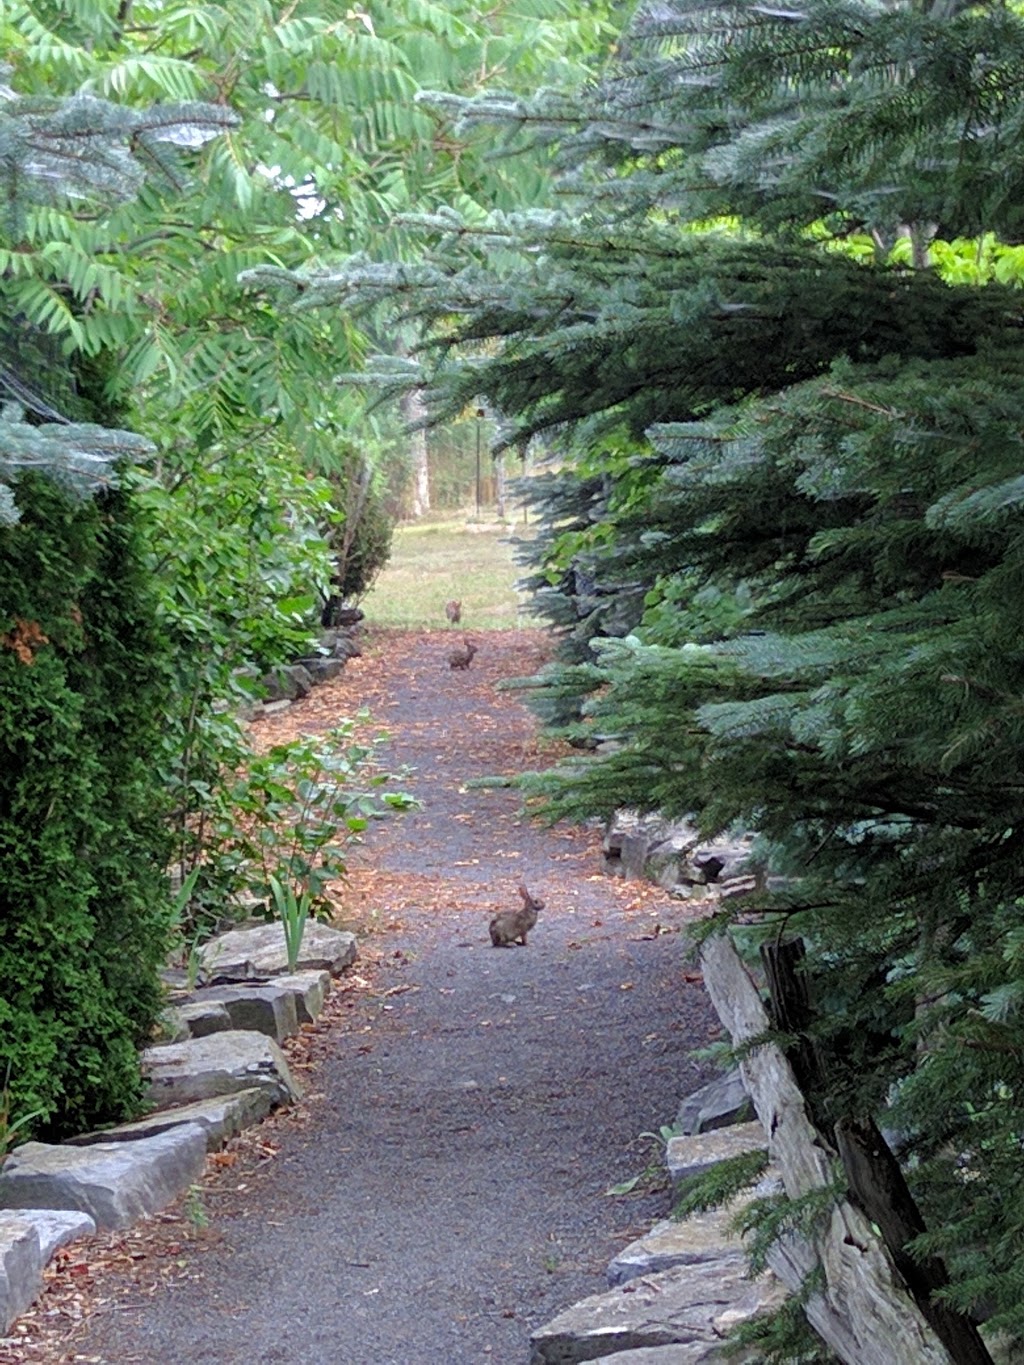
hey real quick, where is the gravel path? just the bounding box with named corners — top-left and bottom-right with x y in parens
top-left (65, 628), bottom-right (719, 1365)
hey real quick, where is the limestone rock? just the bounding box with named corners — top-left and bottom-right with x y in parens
top-left (296, 656), bottom-right (347, 683)
top-left (529, 1261), bottom-right (784, 1364)
top-left (1, 1213), bottom-right (41, 1334)
top-left (603, 813), bottom-right (759, 892)
top-left (153, 1006), bottom-right (193, 1044)
top-left (608, 1211), bottom-right (746, 1287)
top-left (270, 969), bottom-right (332, 1023)
top-left (683, 839), bottom-right (754, 886)
top-left (66, 1089), bottom-right (274, 1153)
top-left (191, 969), bottom-right (330, 1040)
top-left (260, 663), bottom-right (314, 702)
top-left (330, 633), bottom-right (362, 660)
top-left (666, 1123), bottom-right (767, 1186)
top-left (13, 1207), bottom-right (96, 1261)
top-left (0, 1209), bottom-right (95, 1332)
top-left (675, 1072), bottom-right (753, 1136)
top-left (646, 834), bottom-right (703, 891)
top-left (197, 982), bottom-right (299, 1042)
top-left (593, 1348), bottom-right (739, 1364)
top-left (140, 1030), bottom-right (302, 1108)
top-left (170, 1000), bottom-right (233, 1039)
top-left (199, 921), bottom-right (356, 980)
top-left (0, 1125), bottom-right (207, 1231)
top-left (604, 813), bottom-right (671, 880)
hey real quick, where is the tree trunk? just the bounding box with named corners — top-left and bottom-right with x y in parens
top-left (401, 387), bottom-right (430, 518)
top-left (495, 452), bottom-right (506, 520)
top-left (699, 933), bottom-right (957, 1365)
top-left (760, 938), bottom-right (830, 1136)
top-left (756, 939), bottom-right (994, 1365)
top-left (834, 1117), bottom-right (993, 1365)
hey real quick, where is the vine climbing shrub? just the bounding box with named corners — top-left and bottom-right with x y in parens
top-left (0, 476), bottom-right (174, 1142)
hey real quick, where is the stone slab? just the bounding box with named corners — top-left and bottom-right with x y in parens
top-left (0, 1213), bottom-right (41, 1334)
top-left (272, 970), bottom-right (332, 1023)
top-left (676, 1072), bottom-right (753, 1136)
top-left (596, 1348), bottom-right (734, 1364)
top-left (0, 1125), bottom-right (207, 1231)
top-left (153, 1007), bottom-right (192, 1044)
top-left (14, 1207), bottom-right (96, 1261)
top-left (199, 922), bottom-right (357, 980)
top-left (297, 657), bottom-right (347, 683)
top-left (66, 1088), bottom-right (274, 1153)
top-left (666, 1123), bottom-right (767, 1186)
top-left (141, 1031), bottom-right (302, 1108)
top-left (196, 982), bottom-right (299, 1042)
top-left (260, 663), bottom-right (313, 702)
top-left (608, 1212), bottom-right (746, 1286)
top-left (172, 1000), bottom-right (233, 1038)
top-left (529, 1261), bottom-right (785, 1364)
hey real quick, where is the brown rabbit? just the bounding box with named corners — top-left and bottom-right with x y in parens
top-left (448, 637), bottom-right (478, 670)
top-left (445, 598), bottom-right (462, 625)
top-left (489, 885), bottom-right (544, 947)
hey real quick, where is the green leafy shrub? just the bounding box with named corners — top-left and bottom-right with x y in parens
top-left (170, 720), bottom-right (415, 947)
top-left (323, 462), bottom-right (395, 610)
top-left (0, 477), bottom-right (174, 1141)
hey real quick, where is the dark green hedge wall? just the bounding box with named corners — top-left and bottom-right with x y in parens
top-left (0, 476), bottom-right (173, 1140)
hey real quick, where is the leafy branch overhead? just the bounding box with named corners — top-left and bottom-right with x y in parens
top-left (0, 79), bottom-right (234, 524)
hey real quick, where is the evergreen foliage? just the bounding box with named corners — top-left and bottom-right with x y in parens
top-left (255, 0), bottom-right (1024, 1345)
top-left (0, 73), bottom-right (230, 1139)
top-left (0, 478), bottom-right (173, 1137)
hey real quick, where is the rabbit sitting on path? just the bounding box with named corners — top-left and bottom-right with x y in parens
top-left (489, 885), bottom-right (543, 947)
top-left (448, 638), bottom-right (478, 670)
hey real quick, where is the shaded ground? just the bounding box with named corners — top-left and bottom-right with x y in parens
top-left (9, 628), bottom-right (719, 1365)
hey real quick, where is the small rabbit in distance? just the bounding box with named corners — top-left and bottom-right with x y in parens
top-left (448, 637), bottom-right (478, 670)
top-left (445, 598), bottom-right (462, 626)
top-left (489, 885), bottom-right (544, 947)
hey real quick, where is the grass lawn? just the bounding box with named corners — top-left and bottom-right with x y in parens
top-left (359, 514), bottom-right (537, 630)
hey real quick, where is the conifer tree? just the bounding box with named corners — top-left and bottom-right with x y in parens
top-left (252, 0), bottom-right (1024, 1349)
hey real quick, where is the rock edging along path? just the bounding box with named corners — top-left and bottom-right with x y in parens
top-left (11, 627), bottom-right (721, 1364)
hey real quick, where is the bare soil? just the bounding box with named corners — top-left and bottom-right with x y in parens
top-left (5, 628), bottom-right (719, 1365)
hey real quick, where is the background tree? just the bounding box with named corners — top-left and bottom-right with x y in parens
top-left (251, 0), bottom-right (1024, 1351)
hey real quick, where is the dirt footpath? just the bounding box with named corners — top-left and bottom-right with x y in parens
top-left (28, 628), bottom-right (719, 1365)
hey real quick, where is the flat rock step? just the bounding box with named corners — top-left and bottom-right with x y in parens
top-left (140, 1030), bottom-right (302, 1109)
top-left (199, 922), bottom-right (356, 980)
top-left (608, 1209), bottom-right (747, 1287)
top-left (674, 1071), bottom-right (752, 1136)
top-left (65, 1089), bottom-right (275, 1153)
top-left (0, 1125), bottom-right (207, 1233)
top-left (0, 1209), bottom-right (96, 1333)
top-left (666, 1123), bottom-right (766, 1186)
top-left (161, 969), bottom-right (330, 1044)
top-left (529, 1261), bottom-right (785, 1364)
top-left (596, 1348), bottom-right (745, 1364)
